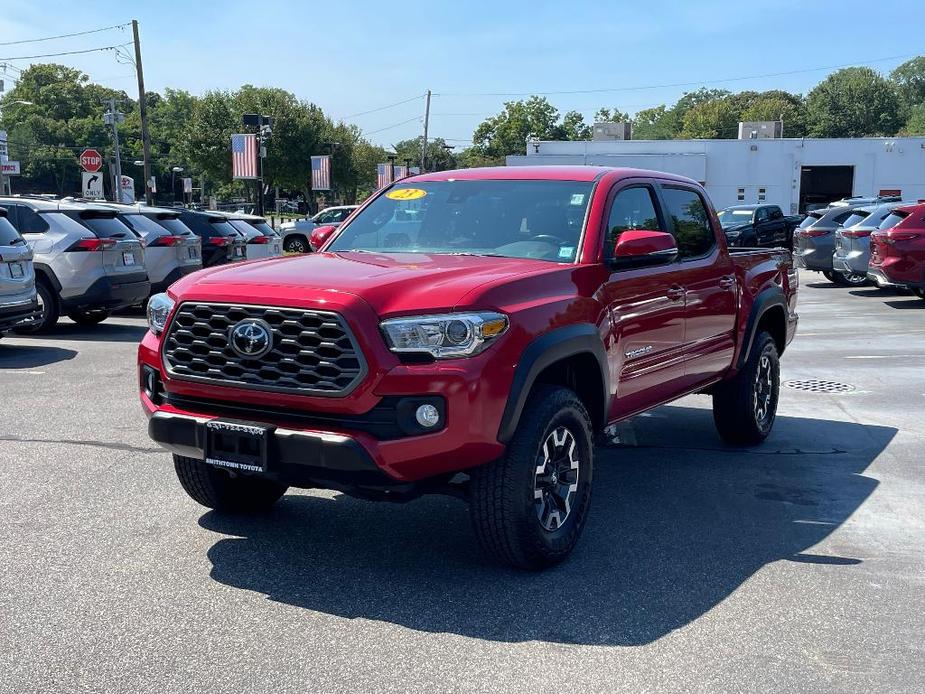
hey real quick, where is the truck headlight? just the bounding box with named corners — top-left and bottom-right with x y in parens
top-left (146, 293), bottom-right (175, 335)
top-left (380, 312), bottom-right (508, 358)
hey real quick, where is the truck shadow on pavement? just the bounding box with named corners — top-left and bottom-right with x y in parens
top-left (199, 404), bottom-right (895, 646)
top-left (35, 320), bottom-right (149, 343)
top-left (0, 344), bottom-right (77, 367)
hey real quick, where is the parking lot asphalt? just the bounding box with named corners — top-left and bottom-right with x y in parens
top-left (1, 276), bottom-right (923, 694)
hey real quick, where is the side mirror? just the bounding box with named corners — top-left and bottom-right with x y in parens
top-left (612, 230), bottom-right (678, 267)
top-left (309, 224), bottom-right (337, 252)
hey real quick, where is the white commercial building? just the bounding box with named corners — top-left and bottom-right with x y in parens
top-left (507, 137), bottom-right (925, 214)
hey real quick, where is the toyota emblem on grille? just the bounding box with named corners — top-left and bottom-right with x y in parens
top-left (229, 319), bottom-right (273, 359)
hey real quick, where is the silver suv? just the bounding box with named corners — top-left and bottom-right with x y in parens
top-left (0, 207), bottom-right (39, 335)
top-left (793, 204), bottom-right (868, 286)
top-left (832, 202), bottom-right (908, 280)
top-left (279, 205), bottom-right (358, 253)
top-left (0, 197), bottom-right (149, 332)
top-left (101, 203), bottom-right (202, 294)
top-left (219, 213), bottom-right (283, 260)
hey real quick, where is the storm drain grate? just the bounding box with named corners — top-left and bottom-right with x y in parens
top-left (784, 379), bottom-right (856, 393)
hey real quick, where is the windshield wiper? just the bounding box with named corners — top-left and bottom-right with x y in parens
top-left (8, 237), bottom-right (26, 245)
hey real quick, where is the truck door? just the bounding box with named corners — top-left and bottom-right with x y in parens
top-left (754, 206), bottom-right (770, 246)
top-left (600, 181), bottom-right (688, 418)
top-left (658, 185), bottom-right (738, 389)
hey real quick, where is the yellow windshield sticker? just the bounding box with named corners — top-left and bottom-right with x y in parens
top-left (386, 188), bottom-right (427, 201)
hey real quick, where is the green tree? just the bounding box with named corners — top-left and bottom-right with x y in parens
top-left (900, 103), bottom-right (925, 135)
top-left (471, 96), bottom-right (563, 159)
top-left (392, 136), bottom-right (458, 171)
top-left (680, 98), bottom-right (739, 138)
top-left (890, 57), bottom-right (925, 113)
top-left (806, 67), bottom-right (901, 137)
top-left (561, 111), bottom-right (591, 140)
top-left (741, 95), bottom-right (807, 136)
top-left (631, 105), bottom-right (677, 139)
top-left (593, 107), bottom-right (630, 123)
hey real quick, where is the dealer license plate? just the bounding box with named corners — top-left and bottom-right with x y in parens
top-left (123, 252), bottom-right (135, 266)
top-left (205, 420), bottom-right (270, 473)
top-left (9, 262), bottom-right (24, 278)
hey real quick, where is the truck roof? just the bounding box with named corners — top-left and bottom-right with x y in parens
top-left (410, 165), bottom-right (699, 185)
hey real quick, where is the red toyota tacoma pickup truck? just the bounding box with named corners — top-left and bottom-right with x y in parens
top-left (139, 166), bottom-right (798, 569)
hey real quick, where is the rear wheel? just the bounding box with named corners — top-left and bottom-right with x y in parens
top-left (13, 280), bottom-right (59, 334)
top-left (67, 309), bottom-right (110, 326)
top-left (284, 235), bottom-right (308, 253)
top-left (822, 270), bottom-right (839, 283)
top-left (712, 330), bottom-right (780, 445)
top-left (832, 271), bottom-right (869, 287)
top-left (470, 385), bottom-right (593, 570)
top-left (173, 455), bottom-right (288, 512)
top-left (913, 288), bottom-right (925, 300)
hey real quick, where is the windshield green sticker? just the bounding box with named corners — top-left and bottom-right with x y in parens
top-left (570, 194), bottom-right (585, 205)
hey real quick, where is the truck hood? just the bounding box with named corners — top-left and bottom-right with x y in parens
top-left (175, 251), bottom-right (560, 316)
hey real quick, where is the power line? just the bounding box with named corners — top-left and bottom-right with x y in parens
top-left (0, 22), bottom-right (129, 47)
top-left (337, 94), bottom-right (424, 120)
top-left (0, 43), bottom-right (133, 62)
top-left (364, 116), bottom-right (421, 135)
top-left (435, 52), bottom-right (923, 97)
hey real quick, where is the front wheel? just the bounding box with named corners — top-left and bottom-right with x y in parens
top-left (712, 331), bottom-right (780, 445)
top-left (470, 385), bottom-right (594, 570)
top-left (67, 309), bottom-right (110, 326)
top-left (173, 455), bottom-right (288, 512)
top-left (283, 235), bottom-right (309, 253)
top-left (832, 271), bottom-right (869, 287)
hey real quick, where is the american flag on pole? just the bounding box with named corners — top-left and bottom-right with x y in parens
top-left (394, 165), bottom-right (408, 180)
top-left (311, 155), bottom-right (331, 191)
top-left (376, 163), bottom-right (394, 189)
top-left (231, 134), bottom-right (257, 179)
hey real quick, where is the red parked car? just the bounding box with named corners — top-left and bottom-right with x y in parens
top-left (868, 203), bottom-right (925, 299)
top-left (139, 166), bottom-right (798, 569)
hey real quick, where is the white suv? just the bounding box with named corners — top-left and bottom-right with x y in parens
top-left (0, 197), bottom-right (149, 332)
top-left (0, 207), bottom-right (39, 335)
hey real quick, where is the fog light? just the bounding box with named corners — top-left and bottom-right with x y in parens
top-left (415, 403), bottom-right (441, 428)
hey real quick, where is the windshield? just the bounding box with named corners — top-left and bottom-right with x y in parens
top-left (717, 209), bottom-right (754, 227)
top-left (0, 215), bottom-right (22, 245)
top-left (799, 213), bottom-right (823, 229)
top-left (122, 213), bottom-right (169, 240)
top-left (880, 212), bottom-right (908, 230)
top-left (155, 217), bottom-right (193, 236)
top-left (842, 211), bottom-right (871, 228)
top-left (328, 180), bottom-right (593, 262)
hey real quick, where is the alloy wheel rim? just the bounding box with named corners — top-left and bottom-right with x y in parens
top-left (753, 354), bottom-right (774, 425)
top-left (844, 273), bottom-right (867, 285)
top-left (533, 426), bottom-right (580, 532)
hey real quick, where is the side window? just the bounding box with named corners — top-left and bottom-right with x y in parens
top-left (756, 208), bottom-right (769, 222)
top-left (333, 209), bottom-right (348, 222)
top-left (661, 187), bottom-right (716, 260)
top-left (769, 207), bottom-right (783, 220)
top-left (17, 206), bottom-right (49, 233)
top-left (604, 186), bottom-right (662, 257)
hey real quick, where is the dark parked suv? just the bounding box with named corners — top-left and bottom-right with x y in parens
top-left (176, 210), bottom-right (247, 268)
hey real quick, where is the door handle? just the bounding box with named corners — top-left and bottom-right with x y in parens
top-left (719, 276), bottom-right (735, 290)
top-left (666, 285), bottom-right (686, 301)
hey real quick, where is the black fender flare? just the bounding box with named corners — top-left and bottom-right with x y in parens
top-left (737, 286), bottom-right (787, 369)
top-left (32, 263), bottom-right (62, 293)
top-left (497, 324), bottom-right (609, 443)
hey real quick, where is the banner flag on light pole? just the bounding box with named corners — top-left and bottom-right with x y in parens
top-left (311, 155), bottom-right (331, 191)
top-left (231, 133), bottom-right (257, 179)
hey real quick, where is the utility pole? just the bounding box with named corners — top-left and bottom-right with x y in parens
top-left (420, 89), bottom-right (431, 173)
top-left (132, 20), bottom-right (153, 205)
top-left (103, 98), bottom-right (124, 202)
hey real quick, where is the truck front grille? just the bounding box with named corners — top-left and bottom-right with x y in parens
top-left (162, 303), bottom-right (366, 396)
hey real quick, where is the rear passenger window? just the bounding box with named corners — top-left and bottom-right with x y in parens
top-left (661, 187), bottom-right (716, 259)
top-left (17, 206), bottom-right (49, 233)
top-left (605, 186), bottom-right (662, 257)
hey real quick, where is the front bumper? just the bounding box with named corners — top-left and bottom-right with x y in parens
top-left (0, 298), bottom-right (41, 332)
top-left (61, 272), bottom-right (151, 311)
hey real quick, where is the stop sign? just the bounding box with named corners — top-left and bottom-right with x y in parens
top-left (79, 149), bottom-right (103, 173)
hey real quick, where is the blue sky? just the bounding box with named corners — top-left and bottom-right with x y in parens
top-left (2, 0), bottom-right (923, 148)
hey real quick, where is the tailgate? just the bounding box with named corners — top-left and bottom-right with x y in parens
top-left (103, 237), bottom-right (146, 277)
top-left (0, 243), bottom-right (35, 301)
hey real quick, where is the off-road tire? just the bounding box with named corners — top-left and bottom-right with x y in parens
top-left (712, 330), bottom-right (780, 445)
top-left (173, 454), bottom-right (288, 512)
top-left (470, 385), bottom-right (594, 570)
top-left (14, 280), bottom-right (58, 334)
top-left (284, 235), bottom-right (309, 253)
top-left (67, 309), bottom-right (110, 326)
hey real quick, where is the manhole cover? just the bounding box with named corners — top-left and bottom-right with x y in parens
top-left (784, 379), bottom-right (856, 393)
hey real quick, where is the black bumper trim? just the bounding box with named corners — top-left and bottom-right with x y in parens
top-left (60, 273), bottom-right (151, 311)
top-left (0, 299), bottom-right (41, 331)
top-left (148, 411), bottom-right (384, 477)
